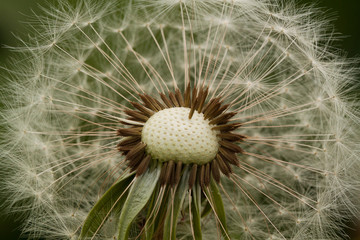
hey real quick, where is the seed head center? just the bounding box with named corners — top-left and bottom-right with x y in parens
top-left (141, 107), bottom-right (219, 164)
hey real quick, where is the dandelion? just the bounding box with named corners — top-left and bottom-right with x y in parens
top-left (1, 0), bottom-right (359, 239)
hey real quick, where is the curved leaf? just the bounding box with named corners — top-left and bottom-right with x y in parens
top-left (78, 172), bottom-right (134, 240)
top-left (117, 167), bottom-right (161, 240)
top-left (163, 170), bottom-right (189, 240)
top-left (201, 200), bottom-right (212, 218)
top-left (143, 185), bottom-right (159, 240)
top-left (206, 179), bottom-right (230, 240)
top-left (191, 184), bottom-right (202, 240)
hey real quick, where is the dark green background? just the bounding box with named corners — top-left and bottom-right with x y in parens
top-left (0, 0), bottom-right (359, 239)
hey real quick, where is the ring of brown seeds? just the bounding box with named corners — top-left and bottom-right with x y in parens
top-left (117, 83), bottom-right (245, 189)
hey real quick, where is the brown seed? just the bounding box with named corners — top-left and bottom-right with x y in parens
top-left (117, 142), bottom-right (140, 151)
top-left (117, 136), bottom-right (141, 147)
top-left (213, 104), bottom-right (229, 118)
top-left (199, 165), bottom-right (205, 187)
top-left (204, 100), bottom-right (221, 120)
top-left (175, 88), bottom-right (185, 107)
top-left (195, 87), bottom-right (204, 111)
top-left (165, 161), bottom-right (175, 186)
top-left (136, 155), bottom-right (151, 176)
top-left (188, 102), bottom-right (197, 119)
top-left (169, 92), bottom-right (180, 107)
top-left (152, 96), bottom-right (166, 111)
top-left (204, 163), bottom-right (211, 186)
top-left (117, 127), bottom-right (142, 137)
top-left (202, 98), bottom-right (216, 115)
top-left (160, 93), bottom-right (173, 108)
top-left (216, 154), bottom-right (232, 176)
top-left (217, 133), bottom-right (245, 142)
top-left (188, 164), bottom-right (198, 189)
top-left (219, 147), bottom-right (239, 165)
top-left (170, 165), bottom-right (177, 186)
top-left (212, 123), bottom-right (241, 131)
top-left (129, 152), bottom-right (145, 171)
top-left (206, 103), bottom-right (223, 120)
top-left (124, 109), bottom-right (149, 122)
top-left (197, 87), bottom-right (209, 113)
top-left (209, 112), bottom-right (237, 125)
top-left (126, 142), bottom-right (146, 160)
top-left (222, 156), bottom-right (233, 173)
top-left (131, 101), bottom-right (154, 117)
top-left (140, 94), bottom-right (158, 111)
top-left (191, 86), bottom-right (198, 107)
top-left (211, 160), bottom-right (221, 182)
top-left (120, 149), bottom-right (129, 156)
top-left (146, 94), bottom-right (164, 111)
top-left (188, 86), bottom-right (198, 119)
top-left (159, 162), bottom-right (168, 186)
top-left (184, 82), bottom-right (191, 107)
top-left (219, 140), bottom-right (243, 153)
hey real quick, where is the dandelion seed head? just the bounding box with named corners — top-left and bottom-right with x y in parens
top-left (0, 0), bottom-right (359, 239)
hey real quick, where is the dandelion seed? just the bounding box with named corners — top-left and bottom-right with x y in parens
top-left (1, 0), bottom-right (359, 239)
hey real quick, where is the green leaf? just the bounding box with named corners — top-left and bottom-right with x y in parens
top-left (78, 172), bottom-right (134, 240)
top-left (143, 185), bottom-right (158, 240)
top-left (163, 170), bottom-right (189, 240)
top-left (201, 200), bottom-right (212, 218)
top-left (117, 167), bottom-right (161, 240)
top-left (190, 184), bottom-right (202, 240)
top-left (146, 187), bottom-right (170, 240)
top-left (206, 179), bottom-right (230, 240)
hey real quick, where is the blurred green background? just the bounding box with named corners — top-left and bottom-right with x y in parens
top-left (0, 0), bottom-right (359, 239)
